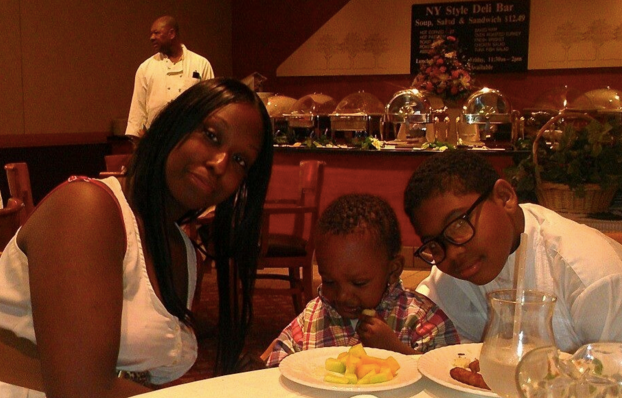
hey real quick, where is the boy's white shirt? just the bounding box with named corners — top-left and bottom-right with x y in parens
top-left (416, 203), bottom-right (622, 353)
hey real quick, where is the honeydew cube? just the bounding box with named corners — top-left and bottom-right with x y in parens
top-left (325, 357), bottom-right (346, 374)
top-left (370, 371), bottom-right (392, 384)
top-left (361, 309), bottom-right (376, 317)
top-left (324, 374), bottom-right (350, 384)
top-left (348, 343), bottom-right (367, 358)
top-left (344, 373), bottom-right (358, 384)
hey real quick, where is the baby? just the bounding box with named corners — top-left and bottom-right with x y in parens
top-left (265, 193), bottom-right (459, 367)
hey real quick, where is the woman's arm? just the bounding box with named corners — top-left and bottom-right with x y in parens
top-left (18, 181), bottom-right (151, 398)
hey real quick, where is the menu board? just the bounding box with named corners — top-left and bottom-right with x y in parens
top-left (411, 1), bottom-right (530, 74)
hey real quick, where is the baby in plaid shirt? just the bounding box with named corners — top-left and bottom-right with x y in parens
top-left (265, 194), bottom-right (459, 367)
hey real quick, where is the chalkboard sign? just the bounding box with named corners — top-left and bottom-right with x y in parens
top-left (411, 1), bottom-right (530, 74)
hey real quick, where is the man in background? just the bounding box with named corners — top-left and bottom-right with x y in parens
top-left (125, 15), bottom-right (214, 139)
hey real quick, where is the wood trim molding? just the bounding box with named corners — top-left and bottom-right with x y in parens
top-left (0, 133), bottom-right (110, 148)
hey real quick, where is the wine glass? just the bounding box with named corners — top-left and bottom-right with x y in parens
top-left (517, 342), bottom-right (622, 397)
top-left (479, 289), bottom-right (557, 398)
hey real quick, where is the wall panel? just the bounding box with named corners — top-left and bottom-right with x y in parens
top-left (0, 0), bottom-right (25, 136)
top-left (1, 1), bottom-right (231, 137)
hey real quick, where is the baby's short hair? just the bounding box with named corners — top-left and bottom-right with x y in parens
top-left (317, 194), bottom-right (402, 259)
top-left (404, 150), bottom-right (500, 225)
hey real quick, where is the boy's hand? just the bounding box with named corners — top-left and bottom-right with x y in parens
top-left (357, 313), bottom-right (418, 355)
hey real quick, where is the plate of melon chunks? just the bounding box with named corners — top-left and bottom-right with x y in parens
top-left (279, 344), bottom-right (421, 392)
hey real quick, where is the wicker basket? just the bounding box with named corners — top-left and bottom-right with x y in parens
top-left (533, 112), bottom-right (616, 215)
top-left (536, 182), bottom-right (617, 214)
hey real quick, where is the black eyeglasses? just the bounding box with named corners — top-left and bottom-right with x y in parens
top-left (415, 186), bottom-right (494, 266)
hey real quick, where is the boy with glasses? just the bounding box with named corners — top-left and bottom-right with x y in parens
top-left (404, 150), bottom-right (622, 353)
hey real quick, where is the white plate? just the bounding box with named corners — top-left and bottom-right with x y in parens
top-left (417, 343), bottom-right (498, 397)
top-left (278, 347), bottom-right (421, 392)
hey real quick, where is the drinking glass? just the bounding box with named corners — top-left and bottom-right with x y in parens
top-left (517, 342), bottom-right (622, 397)
top-left (479, 289), bottom-right (557, 398)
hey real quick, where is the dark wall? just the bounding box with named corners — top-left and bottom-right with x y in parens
top-left (1, 145), bottom-right (109, 205)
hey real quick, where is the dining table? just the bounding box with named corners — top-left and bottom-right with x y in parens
top-left (130, 354), bottom-right (491, 398)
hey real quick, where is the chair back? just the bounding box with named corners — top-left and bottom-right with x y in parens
top-left (4, 163), bottom-right (34, 226)
top-left (293, 160), bottom-right (326, 238)
top-left (0, 198), bottom-right (24, 251)
top-left (104, 154), bottom-right (131, 172)
top-left (255, 160), bottom-right (326, 312)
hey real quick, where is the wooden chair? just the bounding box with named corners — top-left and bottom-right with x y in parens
top-left (4, 163), bottom-right (34, 226)
top-left (0, 198), bottom-right (25, 251)
top-left (99, 154), bottom-right (132, 178)
top-left (605, 231), bottom-right (622, 245)
top-left (254, 160), bottom-right (326, 313)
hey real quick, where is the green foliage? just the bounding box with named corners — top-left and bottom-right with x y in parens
top-left (510, 117), bottom-right (622, 197)
top-left (421, 140), bottom-right (456, 151)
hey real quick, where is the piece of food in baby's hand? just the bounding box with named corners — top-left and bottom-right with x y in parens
top-left (361, 309), bottom-right (376, 317)
top-left (322, 343), bottom-right (400, 385)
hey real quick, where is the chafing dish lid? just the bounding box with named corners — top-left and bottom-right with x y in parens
top-left (580, 87), bottom-right (622, 114)
top-left (288, 93), bottom-right (336, 116)
top-left (534, 85), bottom-right (595, 113)
top-left (331, 91), bottom-right (385, 116)
top-left (462, 87), bottom-right (512, 124)
top-left (385, 89), bottom-right (433, 124)
top-left (265, 95), bottom-right (297, 117)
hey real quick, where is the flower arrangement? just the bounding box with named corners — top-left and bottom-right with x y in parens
top-left (411, 35), bottom-right (474, 105)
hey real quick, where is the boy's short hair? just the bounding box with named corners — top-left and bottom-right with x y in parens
top-left (404, 150), bottom-right (500, 225)
top-left (317, 194), bottom-right (402, 259)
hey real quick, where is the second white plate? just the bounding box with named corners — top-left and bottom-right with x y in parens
top-left (417, 343), bottom-right (498, 397)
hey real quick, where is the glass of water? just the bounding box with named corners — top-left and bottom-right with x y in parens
top-left (517, 342), bottom-right (622, 397)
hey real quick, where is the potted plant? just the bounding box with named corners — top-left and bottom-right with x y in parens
top-left (509, 112), bottom-right (622, 214)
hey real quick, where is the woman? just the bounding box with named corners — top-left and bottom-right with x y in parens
top-left (0, 78), bottom-right (274, 397)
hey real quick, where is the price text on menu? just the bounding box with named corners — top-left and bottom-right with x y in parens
top-left (410, 1), bottom-right (530, 74)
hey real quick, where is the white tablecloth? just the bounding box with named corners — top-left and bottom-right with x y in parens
top-left (131, 358), bottom-right (488, 398)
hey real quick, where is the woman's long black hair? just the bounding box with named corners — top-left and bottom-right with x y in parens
top-left (124, 77), bottom-right (274, 375)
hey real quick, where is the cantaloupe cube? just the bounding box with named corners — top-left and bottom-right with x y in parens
top-left (356, 363), bottom-right (379, 379)
top-left (384, 356), bottom-right (400, 375)
top-left (360, 353), bottom-right (384, 366)
top-left (356, 369), bottom-right (376, 384)
top-left (344, 354), bottom-right (361, 374)
top-left (337, 351), bottom-right (349, 362)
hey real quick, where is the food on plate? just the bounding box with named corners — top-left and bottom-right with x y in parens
top-left (450, 367), bottom-right (489, 390)
top-left (450, 354), bottom-right (490, 390)
top-left (323, 343), bottom-right (400, 385)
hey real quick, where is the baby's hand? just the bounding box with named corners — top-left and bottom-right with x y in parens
top-left (357, 313), bottom-right (396, 349)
